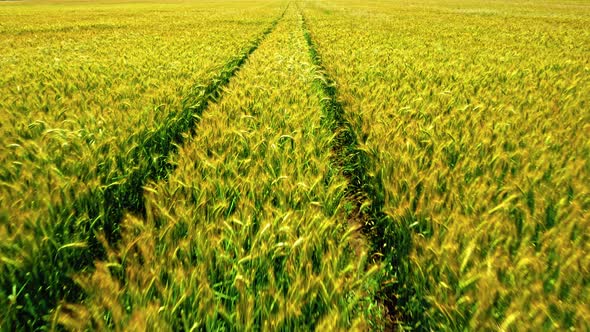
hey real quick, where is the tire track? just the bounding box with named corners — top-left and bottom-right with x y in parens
top-left (298, 6), bottom-right (409, 330)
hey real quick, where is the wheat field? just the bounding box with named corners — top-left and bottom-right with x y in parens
top-left (1, 0), bottom-right (589, 330)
